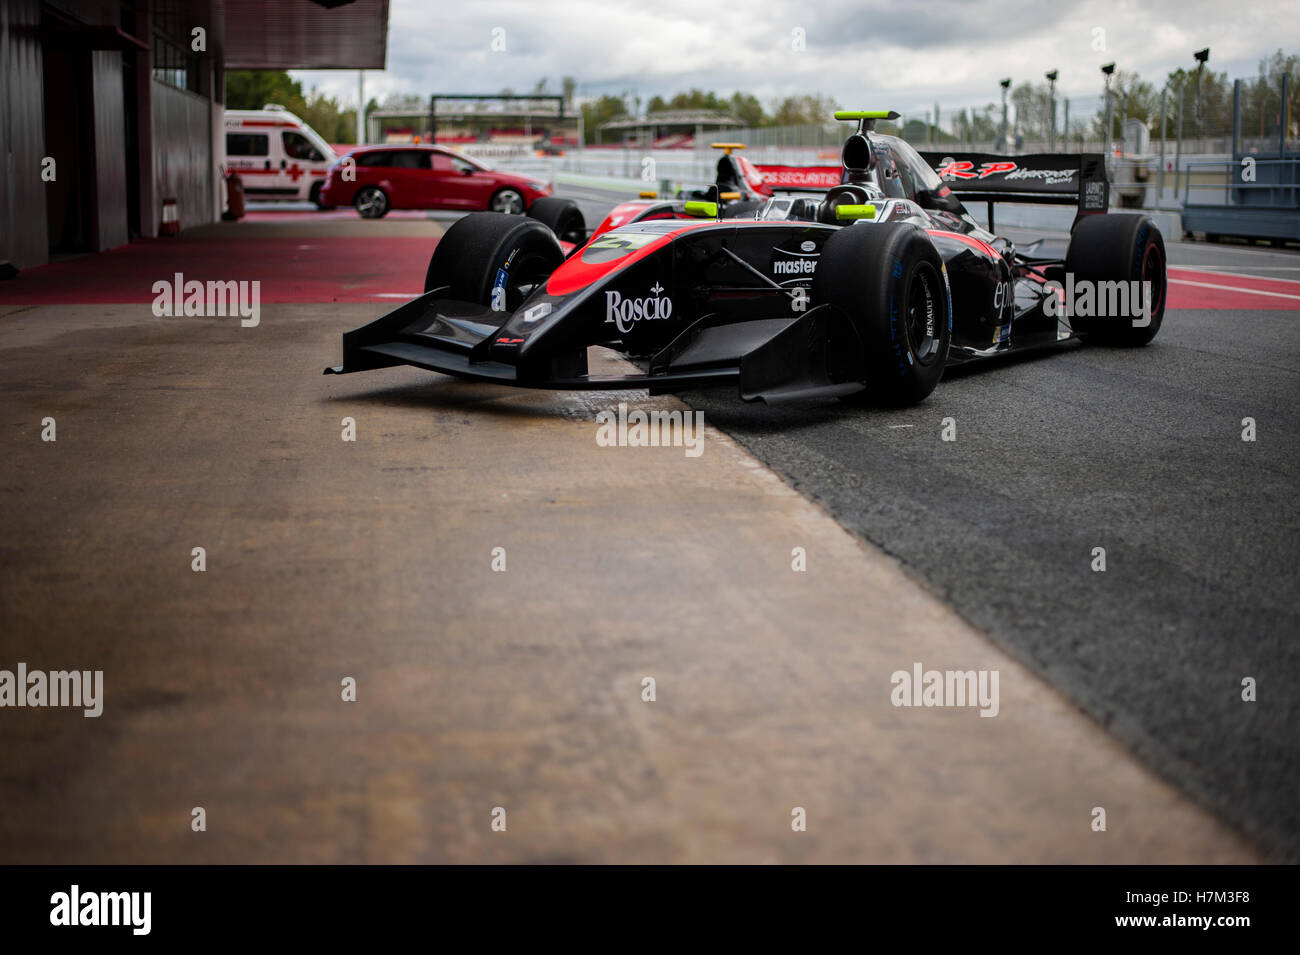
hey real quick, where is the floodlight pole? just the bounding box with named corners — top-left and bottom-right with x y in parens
top-left (999, 78), bottom-right (1011, 152)
top-left (1045, 69), bottom-right (1058, 152)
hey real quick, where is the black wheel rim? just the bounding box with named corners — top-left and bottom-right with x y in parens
top-left (906, 263), bottom-right (943, 365)
top-left (498, 251), bottom-right (556, 311)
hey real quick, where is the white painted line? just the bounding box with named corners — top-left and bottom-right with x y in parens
top-left (1173, 267), bottom-right (1300, 283)
top-left (888, 424), bottom-right (915, 429)
top-left (1169, 278), bottom-right (1300, 301)
top-left (1169, 241), bottom-right (1300, 258)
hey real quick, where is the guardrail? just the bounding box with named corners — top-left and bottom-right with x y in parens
top-left (1181, 157), bottom-right (1300, 242)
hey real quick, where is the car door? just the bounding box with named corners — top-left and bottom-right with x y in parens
top-left (348, 150), bottom-right (390, 203)
top-left (225, 130), bottom-right (274, 196)
top-left (426, 151), bottom-right (465, 209)
top-left (445, 152), bottom-right (496, 209)
top-left (281, 130), bottom-right (328, 200)
top-left (385, 150), bottom-right (433, 208)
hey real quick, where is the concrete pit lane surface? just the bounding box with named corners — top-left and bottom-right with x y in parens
top-left (0, 208), bottom-right (1289, 863)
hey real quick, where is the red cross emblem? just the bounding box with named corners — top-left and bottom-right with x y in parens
top-left (286, 163), bottom-right (304, 182)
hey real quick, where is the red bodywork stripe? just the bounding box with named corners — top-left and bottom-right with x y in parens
top-left (928, 230), bottom-right (1001, 260)
top-left (546, 222), bottom-right (712, 296)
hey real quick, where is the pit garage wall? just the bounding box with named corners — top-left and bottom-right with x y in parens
top-left (92, 50), bottom-right (128, 251)
top-left (0, 0), bottom-right (48, 270)
top-left (152, 81), bottom-right (213, 233)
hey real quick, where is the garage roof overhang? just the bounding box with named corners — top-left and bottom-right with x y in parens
top-left (221, 0), bottom-right (389, 70)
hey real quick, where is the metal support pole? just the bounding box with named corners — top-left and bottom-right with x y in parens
top-left (1175, 87), bottom-right (1183, 201)
top-left (1232, 79), bottom-right (1241, 158)
top-left (1062, 99), bottom-right (1069, 152)
top-left (1120, 94), bottom-right (1127, 154)
top-left (1158, 88), bottom-right (1167, 206)
top-left (1001, 90), bottom-right (1008, 152)
top-left (1103, 88), bottom-right (1112, 157)
top-left (1048, 83), bottom-right (1055, 152)
top-left (1281, 74), bottom-right (1290, 159)
top-left (357, 71), bottom-right (365, 145)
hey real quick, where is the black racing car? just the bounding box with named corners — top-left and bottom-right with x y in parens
top-left (326, 110), bottom-right (1167, 406)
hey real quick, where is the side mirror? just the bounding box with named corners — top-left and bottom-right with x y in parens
top-left (460, 167), bottom-right (474, 175)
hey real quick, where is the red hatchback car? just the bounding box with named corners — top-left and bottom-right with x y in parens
top-left (319, 144), bottom-right (553, 218)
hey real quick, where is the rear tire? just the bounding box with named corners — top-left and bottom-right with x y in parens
top-left (1065, 214), bottom-right (1165, 346)
top-left (813, 222), bottom-right (951, 406)
top-left (424, 213), bottom-right (564, 313)
top-left (526, 197), bottom-right (586, 245)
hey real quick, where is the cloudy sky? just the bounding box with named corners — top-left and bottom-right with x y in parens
top-left (290, 0), bottom-right (1300, 117)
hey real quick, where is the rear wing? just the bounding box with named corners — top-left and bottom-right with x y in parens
top-left (917, 151), bottom-right (1109, 230)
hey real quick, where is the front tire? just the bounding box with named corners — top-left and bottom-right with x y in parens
top-left (1065, 214), bottom-right (1166, 346)
top-left (813, 222), bottom-right (951, 406)
top-left (354, 186), bottom-right (389, 219)
top-left (424, 213), bottom-right (564, 313)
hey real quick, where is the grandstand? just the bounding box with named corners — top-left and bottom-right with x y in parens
top-left (596, 109), bottom-right (744, 148)
top-left (365, 94), bottom-right (580, 153)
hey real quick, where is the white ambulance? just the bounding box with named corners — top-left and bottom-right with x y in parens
top-left (223, 105), bottom-right (339, 206)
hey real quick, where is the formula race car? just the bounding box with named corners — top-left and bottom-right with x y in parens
top-left (326, 110), bottom-right (1167, 406)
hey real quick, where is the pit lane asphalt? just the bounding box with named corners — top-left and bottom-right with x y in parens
top-left (566, 185), bottom-right (1300, 858)
top-left (674, 230), bottom-right (1300, 861)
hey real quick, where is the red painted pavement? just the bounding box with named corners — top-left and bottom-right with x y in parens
top-left (1167, 267), bottom-right (1300, 310)
top-left (2, 231), bottom-right (1296, 310)
top-left (242, 209), bottom-right (441, 222)
top-left (0, 236), bottom-right (432, 304)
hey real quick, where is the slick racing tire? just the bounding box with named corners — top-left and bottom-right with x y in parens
top-left (1065, 214), bottom-right (1166, 346)
top-left (354, 186), bottom-right (389, 219)
top-left (526, 197), bottom-right (587, 245)
top-left (813, 222), bottom-right (951, 406)
top-left (423, 212), bottom-right (564, 313)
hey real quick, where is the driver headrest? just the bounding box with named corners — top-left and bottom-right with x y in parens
top-left (817, 184), bottom-right (873, 224)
